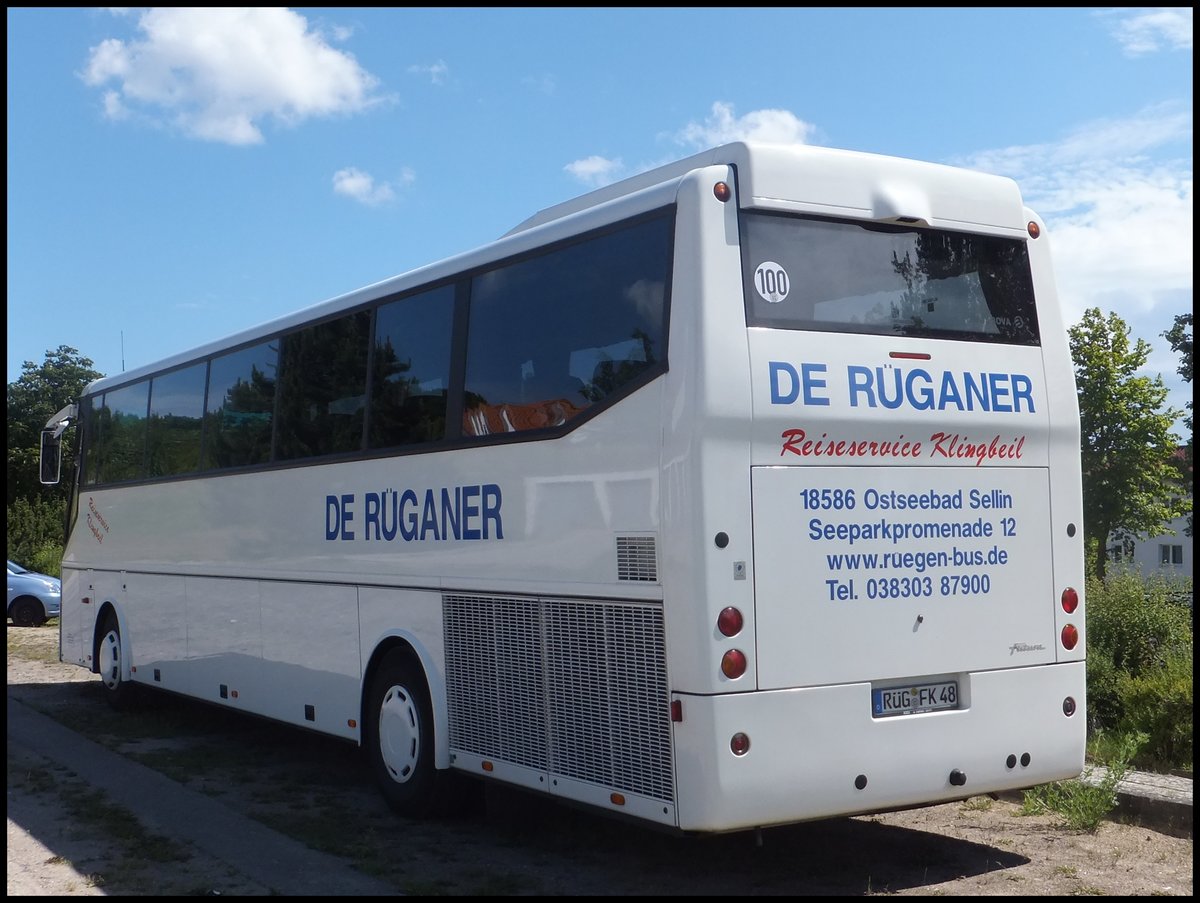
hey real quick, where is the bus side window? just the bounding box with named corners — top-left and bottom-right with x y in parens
top-left (463, 214), bottom-right (671, 437)
top-left (147, 361), bottom-right (206, 478)
top-left (202, 341), bottom-right (278, 470)
top-left (81, 395), bottom-right (101, 485)
top-left (275, 311), bottom-right (371, 461)
top-left (368, 285), bottom-right (455, 449)
top-left (97, 380), bottom-right (150, 483)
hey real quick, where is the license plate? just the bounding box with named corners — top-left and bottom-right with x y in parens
top-left (872, 680), bottom-right (959, 717)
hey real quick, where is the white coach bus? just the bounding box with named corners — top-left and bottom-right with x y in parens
top-left (40, 141), bottom-right (1085, 833)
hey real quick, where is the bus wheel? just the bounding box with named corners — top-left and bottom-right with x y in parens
top-left (96, 614), bottom-right (139, 710)
top-left (365, 649), bottom-right (477, 819)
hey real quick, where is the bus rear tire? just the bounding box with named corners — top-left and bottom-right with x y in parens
top-left (96, 613), bottom-right (139, 711)
top-left (365, 649), bottom-right (476, 819)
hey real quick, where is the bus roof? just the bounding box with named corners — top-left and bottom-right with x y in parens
top-left (79, 142), bottom-right (1028, 398)
top-left (503, 141), bottom-right (1026, 237)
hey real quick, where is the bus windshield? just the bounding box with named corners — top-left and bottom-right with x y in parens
top-left (742, 212), bottom-right (1040, 345)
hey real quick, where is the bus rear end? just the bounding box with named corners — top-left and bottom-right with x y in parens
top-left (670, 144), bottom-right (1085, 832)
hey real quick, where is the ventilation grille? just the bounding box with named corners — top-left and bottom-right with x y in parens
top-left (616, 535), bottom-right (658, 582)
top-left (443, 593), bottom-right (673, 803)
top-left (443, 595), bottom-right (546, 770)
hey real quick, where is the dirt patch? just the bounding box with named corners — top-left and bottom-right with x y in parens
top-left (7, 621), bottom-right (1193, 896)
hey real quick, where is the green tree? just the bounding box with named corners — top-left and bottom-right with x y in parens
top-left (1162, 312), bottom-right (1193, 536)
top-left (1069, 309), bottom-right (1190, 578)
top-left (6, 346), bottom-right (104, 506)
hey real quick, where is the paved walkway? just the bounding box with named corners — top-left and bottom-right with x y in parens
top-left (7, 697), bottom-right (397, 896)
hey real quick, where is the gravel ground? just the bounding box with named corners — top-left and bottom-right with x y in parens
top-left (7, 620), bottom-right (1194, 896)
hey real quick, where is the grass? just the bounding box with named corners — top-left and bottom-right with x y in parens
top-left (1020, 732), bottom-right (1146, 832)
top-left (6, 617), bottom-right (62, 663)
top-left (8, 756), bottom-right (193, 894)
top-left (959, 796), bottom-right (994, 812)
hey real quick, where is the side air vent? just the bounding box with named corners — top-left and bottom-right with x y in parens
top-left (616, 535), bottom-right (658, 582)
top-left (443, 593), bottom-right (673, 803)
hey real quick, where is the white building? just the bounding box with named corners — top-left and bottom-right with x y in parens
top-left (1107, 447), bottom-right (1193, 600)
top-left (1109, 513), bottom-right (1193, 581)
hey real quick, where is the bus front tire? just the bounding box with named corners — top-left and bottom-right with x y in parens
top-left (364, 649), bottom-right (476, 819)
top-left (96, 614), bottom-right (139, 710)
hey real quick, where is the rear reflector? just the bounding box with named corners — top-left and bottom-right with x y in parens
top-left (721, 649), bottom-right (747, 679)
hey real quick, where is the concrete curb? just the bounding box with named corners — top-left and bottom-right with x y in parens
top-left (7, 697), bottom-right (397, 896)
top-left (1087, 766), bottom-right (1193, 839)
top-left (999, 766), bottom-right (1192, 839)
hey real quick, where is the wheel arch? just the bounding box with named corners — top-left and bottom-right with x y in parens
top-left (8, 595), bottom-right (48, 624)
top-left (361, 633), bottom-right (453, 770)
top-left (92, 600), bottom-right (129, 680)
top-left (9, 594), bottom-right (46, 620)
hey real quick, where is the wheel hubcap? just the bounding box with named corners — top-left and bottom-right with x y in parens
top-left (378, 684), bottom-right (420, 784)
top-left (99, 629), bottom-right (121, 690)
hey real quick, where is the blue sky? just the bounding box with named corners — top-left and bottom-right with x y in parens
top-left (6, 7), bottom-right (1193, 435)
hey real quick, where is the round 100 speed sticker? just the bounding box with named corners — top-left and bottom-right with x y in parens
top-left (754, 261), bottom-right (790, 304)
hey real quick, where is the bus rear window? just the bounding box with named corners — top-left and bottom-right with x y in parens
top-left (741, 212), bottom-right (1040, 345)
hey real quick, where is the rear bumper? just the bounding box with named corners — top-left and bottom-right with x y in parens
top-left (671, 660), bottom-right (1085, 832)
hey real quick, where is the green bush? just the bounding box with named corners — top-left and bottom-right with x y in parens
top-left (1086, 572), bottom-right (1192, 674)
top-left (1084, 652), bottom-right (1122, 734)
top-left (1085, 571), bottom-right (1193, 772)
top-left (1115, 646), bottom-right (1193, 772)
top-left (27, 543), bottom-right (65, 579)
top-left (6, 495), bottom-right (67, 569)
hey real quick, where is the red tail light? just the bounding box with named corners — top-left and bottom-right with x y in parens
top-left (1061, 624), bottom-right (1079, 650)
top-left (721, 649), bottom-right (747, 679)
top-left (1061, 587), bottom-right (1079, 613)
top-left (717, 606), bottom-right (743, 637)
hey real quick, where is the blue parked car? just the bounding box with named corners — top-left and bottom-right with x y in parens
top-left (7, 560), bottom-right (61, 627)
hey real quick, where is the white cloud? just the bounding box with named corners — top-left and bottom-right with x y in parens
top-left (959, 104), bottom-right (1193, 436)
top-left (80, 8), bottom-right (381, 145)
top-left (101, 89), bottom-right (128, 120)
top-left (675, 101), bottom-right (817, 149)
top-left (1100, 8), bottom-right (1193, 56)
top-left (564, 155), bottom-right (625, 188)
top-left (954, 105), bottom-right (1193, 327)
top-left (407, 60), bottom-right (449, 85)
top-left (566, 102), bottom-right (819, 189)
top-left (332, 166), bottom-right (413, 206)
top-left (961, 105), bottom-right (1192, 186)
top-left (1043, 171), bottom-right (1192, 321)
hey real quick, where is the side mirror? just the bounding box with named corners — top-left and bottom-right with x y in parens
top-left (39, 428), bottom-right (62, 485)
